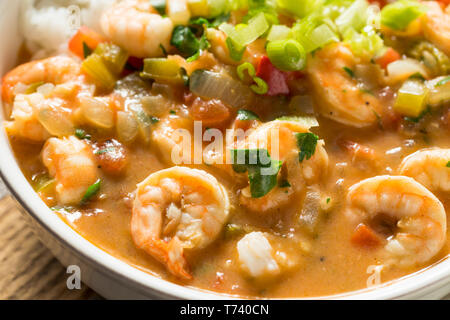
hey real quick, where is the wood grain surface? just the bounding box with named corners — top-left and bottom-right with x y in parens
top-left (0, 192), bottom-right (101, 300)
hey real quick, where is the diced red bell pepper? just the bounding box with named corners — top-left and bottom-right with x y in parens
top-left (367, 0), bottom-right (388, 8)
top-left (351, 223), bottom-right (383, 248)
top-left (68, 26), bottom-right (106, 59)
top-left (375, 47), bottom-right (401, 70)
top-left (255, 56), bottom-right (290, 96)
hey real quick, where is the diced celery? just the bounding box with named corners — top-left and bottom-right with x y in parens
top-left (277, 0), bottom-right (323, 18)
top-left (394, 79), bottom-right (429, 117)
top-left (81, 54), bottom-right (117, 90)
top-left (140, 58), bottom-right (184, 84)
top-left (94, 43), bottom-right (129, 75)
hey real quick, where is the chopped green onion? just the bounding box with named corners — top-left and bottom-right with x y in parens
top-left (250, 77), bottom-right (268, 95)
top-left (141, 58), bottom-right (184, 84)
top-left (277, 0), bottom-right (321, 18)
top-left (237, 62), bottom-right (256, 81)
top-left (237, 109), bottom-right (260, 121)
top-left (296, 132), bottom-right (319, 162)
top-left (219, 12), bottom-right (269, 48)
top-left (343, 26), bottom-right (384, 58)
top-left (226, 38), bottom-right (246, 61)
top-left (231, 149), bottom-right (282, 198)
top-left (267, 25), bottom-right (292, 41)
top-left (267, 39), bottom-right (306, 71)
top-left (293, 20), bottom-right (339, 53)
top-left (81, 54), bottom-right (117, 90)
top-left (394, 79), bottom-right (429, 117)
top-left (335, 0), bottom-right (369, 33)
top-left (381, 0), bottom-right (427, 31)
top-left (80, 179), bottom-right (101, 205)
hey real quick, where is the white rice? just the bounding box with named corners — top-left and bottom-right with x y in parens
top-left (20, 0), bottom-right (117, 59)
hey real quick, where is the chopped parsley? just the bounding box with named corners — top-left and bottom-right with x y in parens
top-left (169, 110), bottom-right (177, 115)
top-left (326, 197), bottom-right (331, 204)
top-left (75, 128), bottom-right (91, 140)
top-left (231, 149), bottom-right (282, 198)
top-left (159, 44), bottom-right (167, 56)
top-left (446, 161), bottom-right (450, 168)
top-left (82, 42), bottom-right (93, 59)
top-left (190, 13), bottom-right (230, 29)
top-left (279, 179), bottom-right (291, 188)
top-left (237, 109), bottom-right (260, 121)
top-left (170, 25), bottom-right (210, 62)
top-left (150, 0), bottom-right (166, 16)
top-left (95, 147), bottom-right (115, 155)
top-left (80, 179), bottom-right (101, 206)
top-left (296, 132), bottom-right (319, 162)
top-left (343, 66), bottom-right (355, 78)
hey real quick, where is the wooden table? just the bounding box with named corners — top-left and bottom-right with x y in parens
top-left (0, 184), bottom-right (101, 300)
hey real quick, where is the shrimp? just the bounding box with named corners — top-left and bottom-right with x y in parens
top-left (307, 43), bottom-right (384, 128)
top-left (422, 2), bottom-right (450, 57)
top-left (4, 93), bottom-right (51, 142)
top-left (237, 232), bottom-right (280, 280)
top-left (1, 56), bottom-right (81, 105)
top-left (151, 113), bottom-right (195, 165)
top-left (101, 0), bottom-right (174, 58)
top-left (42, 136), bottom-right (99, 205)
top-left (346, 175), bottom-right (446, 268)
top-left (399, 148), bottom-right (450, 193)
top-left (236, 120), bottom-right (329, 213)
top-left (131, 167), bottom-right (230, 279)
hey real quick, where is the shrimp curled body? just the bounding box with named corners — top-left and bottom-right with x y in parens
top-left (399, 148), bottom-right (450, 193)
top-left (101, 0), bottom-right (174, 58)
top-left (346, 175), bottom-right (446, 268)
top-left (131, 167), bottom-right (230, 279)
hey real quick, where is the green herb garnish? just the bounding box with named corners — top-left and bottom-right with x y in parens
top-left (446, 161), bottom-right (450, 168)
top-left (296, 132), bottom-right (319, 162)
top-left (279, 179), bottom-right (291, 188)
top-left (80, 179), bottom-right (101, 205)
top-left (171, 26), bottom-right (210, 62)
top-left (95, 147), bottom-right (115, 155)
top-left (150, 0), bottom-right (166, 16)
top-left (231, 149), bottom-right (282, 198)
top-left (75, 128), bottom-right (91, 140)
top-left (82, 41), bottom-right (93, 59)
top-left (237, 109), bottom-right (260, 121)
top-left (343, 66), bottom-right (355, 78)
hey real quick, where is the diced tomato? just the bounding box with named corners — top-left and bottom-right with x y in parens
top-left (68, 26), bottom-right (106, 59)
top-left (367, 0), bottom-right (387, 8)
top-left (436, 0), bottom-right (450, 6)
top-left (375, 47), bottom-right (401, 70)
top-left (255, 56), bottom-right (290, 96)
top-left (351, 223), bottom-right (383, 248)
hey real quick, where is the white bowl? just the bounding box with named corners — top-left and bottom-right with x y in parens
top-left (1, 0), bottom-right (449, 300)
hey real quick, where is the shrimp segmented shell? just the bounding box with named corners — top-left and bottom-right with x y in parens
top-left (346, 175), bottom-right (446, 268)
top-left (131, 167), bottom-right (230, 279)
top-left (42, 136), bottom-right (99, 205)
top-left (236, 120), bottom-right (329, 213)
top-left (399, 148), bottom-right (450, 193)
top-left (101, 0), bottom-right (174, 58)
top-left (307, 43), bottom-right (383, 128)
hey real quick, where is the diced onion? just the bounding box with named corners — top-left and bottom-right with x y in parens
top-left (80, 96), bottom-right (115, 129)
top-left (116, 111), bottom-right (139, 143)
top-left (37, 104), bottom-right (74, 137)
top-left (386, 58), bottom-right (429, 84)
top-left (189, 69), bottom-right (253, 108)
